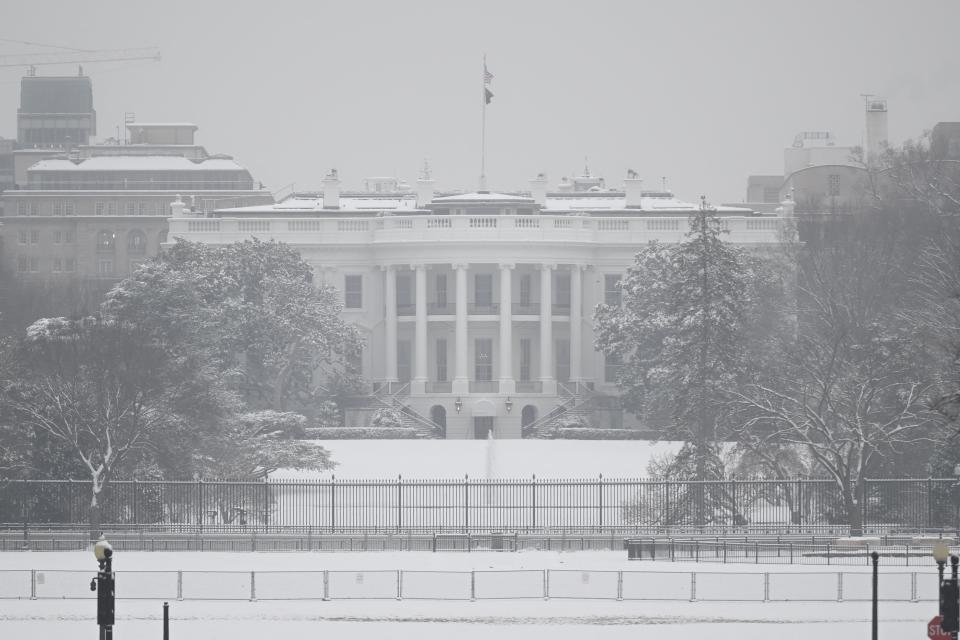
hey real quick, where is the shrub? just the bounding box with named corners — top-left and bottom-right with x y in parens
top-left (551, 427), bottom-right (653, 440)
top-left (370, 408), bottom-right (405, 429)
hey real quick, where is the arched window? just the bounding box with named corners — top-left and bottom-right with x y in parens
top-left (430, 405), bottom-right (447, 439)
top-left (128, 229), bottom-right (147, 254)
top-left (96, 230), bottom-right (115, 251)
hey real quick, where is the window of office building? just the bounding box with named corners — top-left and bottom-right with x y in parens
top-left (65, 258), bottom-right (75, 272)
top-left (98, 259), bottom-right (113, 275)
top-left (53, 258), bottom-right (62, 272)
top-left (474, 274), bottom-right (493, 307)
top-left (96, 230), bottom-right (115, 251)
top-left (29, 257), bottom-right (38, 272)
top-left (126, 202), bottom-right (136, 216)
top-left (475, 338), bottom-right (493, 381)
top-left (53, 201), bottom-right (64, 216)
top-left (436, 339), bottom-right (448, 382)
top-left (64, 230), bottom-right (74, 243)
top-left (344, 274), bottom-right (362, 308)
top-left (17, 201), bottom-right (27, 216)
top-left (53, 230), bottom-right (61, 244)
top-left (128, 229), bottom-right (147, 254)
top-left (29, 202), bottom-right (39, 216)
top-left (108, 202), bottom-right (118, 216)
top-left (30, 230), bottom-right (39, 244)
top-left (95, 202), bottom-right (106, 216)
top-left (64, 201), bottom-right (74, 216)
top-left (17, 230), bottom-right (27, 244)
top-left (17, 256), bottom-right (28, 272)
top-left (604, 274), bottom-right (622, 306)
top-left (435, 274), bottom-right (448, 309)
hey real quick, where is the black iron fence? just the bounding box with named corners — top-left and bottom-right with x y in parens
top-left (0, 477), bottom-right (958, 533)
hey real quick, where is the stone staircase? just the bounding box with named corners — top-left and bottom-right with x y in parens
top-left (369, 383), bottom-right (443, 438)
top-left (523, 382), bottom-right (599, 438)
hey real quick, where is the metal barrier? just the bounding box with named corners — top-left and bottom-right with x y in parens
top-left (0, 568), bottom-right (938, 603)
top-left (1, 476), bottom-right (957, 533)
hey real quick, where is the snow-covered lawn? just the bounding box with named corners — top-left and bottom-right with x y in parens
top-left (0, 550), bottom-right (938, 639)
top-left (276, 440), bottom-right (684, 479)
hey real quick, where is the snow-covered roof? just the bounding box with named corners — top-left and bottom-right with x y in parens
top-left (28, 156), bottom-right (246, 172)
top-left (126, 122), bottom-right (198, 129)
top-left (218, 194), bottom-right (422, 214)
top-left (542, 193), bottom-right (752, 214)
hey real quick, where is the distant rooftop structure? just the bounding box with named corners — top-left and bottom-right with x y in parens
top-left (792, 131), bottom-right (836, 148)
top-left (18, 75), bottom-right (96, 147)
top-left (126, 122), bottom-right (198, 145)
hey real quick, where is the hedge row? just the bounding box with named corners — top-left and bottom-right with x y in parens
top-left (304, 427), bottom-right (422, 440)
top-left (548, 427), bottom-right (655, 440)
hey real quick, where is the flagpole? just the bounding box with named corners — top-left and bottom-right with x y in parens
top-left (480, 54), bottom-right (487, 192)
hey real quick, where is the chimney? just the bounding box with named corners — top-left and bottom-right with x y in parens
top-left (416, 162), bottom-right (435, 208)
top-left (529, 173), bottom-right (548, 207)
top-left (170, 194), bottom-right (186, 218)
top-left (624, 170), bottom-right (643, 208)
top-left (322, 168), bottom-right (340, 209)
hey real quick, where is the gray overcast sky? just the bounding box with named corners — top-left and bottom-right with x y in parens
top-left (2, 0), bottom-right (959, 203)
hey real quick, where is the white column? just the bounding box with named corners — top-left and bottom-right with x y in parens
top-left (570, 264), bottom-right (583, 384)
top-left (539, 263), bottom-right (556, 394)
top-left (412, 264), bottom-right (428, 394)
top-left (499, 263), bottom-right (515, 394)
top-left (453, 263), bottom-right (469, 394)
top-left (383, 265), bottom-right (398, 384)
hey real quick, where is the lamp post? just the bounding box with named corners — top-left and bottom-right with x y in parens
top-left (90, 534), bottom-right (115, 640)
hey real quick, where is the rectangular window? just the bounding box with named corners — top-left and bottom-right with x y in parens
top-left (30, 230), bottom-right (39, 244)
top-left (64, 201), bottom-right (74, 216)
top-left (828, 174), bottom-right (841, 196)
top-left (473, 416), bottom-right (493, 440)
top-left (474, 274), bottom-right (493, 307)
top-left (108, 202), bottom-right (118, 216)
top-left (98, 259), bottom-right (113, 275)
top-left (555, 272), bottom-right (571, 308)
top-left (604, 274), bottom-right (622, 306)
top-left (95, 202), bottom-right (106, 216)
top-left (29, 257), bottom-right (38, 272)
top-left (435, 274), bottom-right (448, 309)
top-left (436, 339), bottom-right (448, 382)
top-left (344, 274), bottom-right (362, 308)
top-left (556, 339), bottom-right (570, 382)
top-left (604, 352), bottom-right (622, 383)
top-left (138, 201), bottom-right (148, 216)
top-left (519, 274), bottom-right (532, 306)
top-left (396, 273), bottom-right (413, 308)
top-left (64, 230), bottom-right (74, 243)
top-left (53, 201), bottom-right (64, 216)
top-left (17, 256), bottom-right (28, 272)
top-left (29, 202), bottom-right (39, 216)
top-left (16, 201), bottom-right (27, 216)
top-left (17, 230), bottom-right (27, 244)
top-left (397, 340), bottom-right (411, 382)
top-left (65, 258), bottom-right (75, 272)
top-left (53, 230), bottom-right (62, 244)
top-left (475, 337), bottom-right (493, 381)
top-left (52, 258), bottom-right (62, 272)
top-left (519, 338), bottom-right (531, 381)
top-left (126, 202), bottom-right (136, 216)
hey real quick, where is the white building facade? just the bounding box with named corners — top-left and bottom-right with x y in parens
top-left (167, 172), bottom-right (787, 439)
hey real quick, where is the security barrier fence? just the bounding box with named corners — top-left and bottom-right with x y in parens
top-left (0, 567), bottom-right (943, 603)
top-left (1, 477), bottom-right (958, 533)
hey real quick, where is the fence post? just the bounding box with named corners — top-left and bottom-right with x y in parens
top-left (470, 570), bottom-right (476, 601)
top-left (598, 474), bottom-right (604, 532)
top-left (30, 569), bottom-right (36, 600)
top-left (532, 475), bottom-right (537, 531)
top-left (250, 571), bottom-right (256, 602)
top-left (132, 478), bottom-right (139, 525)
top-left (330, 476), bottom-right (336, 534)
top-left (177, 570), bottom-right (183, 601)
top-left (323, 570), bottom-right (329, 601)
top-left (689, 572), bottom-right (697, 602)
top-left (396, 570), bottom-right (402, 601)
top-left (397, 476), bottom-right (402, 533)
top-left (543, 569), bottom-right (549, 600)
top-left (617, 570), bottom-right (623, 601)
top-left (836, 572), bottom-right (843, 602)
top-left (464, 475), bottom-right (470, 534)
top-left (763, 572), bottom-right (770, 602)
top-left (911, 572), bottom-right (918, 602)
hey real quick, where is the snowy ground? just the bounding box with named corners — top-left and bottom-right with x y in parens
top-left (0, 551), bottom-right (939, 639)
top-left (275, 440), bottom-right (684, 479)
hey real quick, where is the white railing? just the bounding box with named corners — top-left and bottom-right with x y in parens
top-left (0, 567), bottom-right (930, 602)
top-left (168, 215), bottom-right (787, 245)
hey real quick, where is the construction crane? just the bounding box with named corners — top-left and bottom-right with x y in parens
top-left (0, 47), bottom-right (161, 71)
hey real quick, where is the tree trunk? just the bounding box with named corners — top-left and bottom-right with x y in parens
top-left (89, 493), bottom-right (101, 541)
top-left (845, 488), bottom-right (863, 537)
